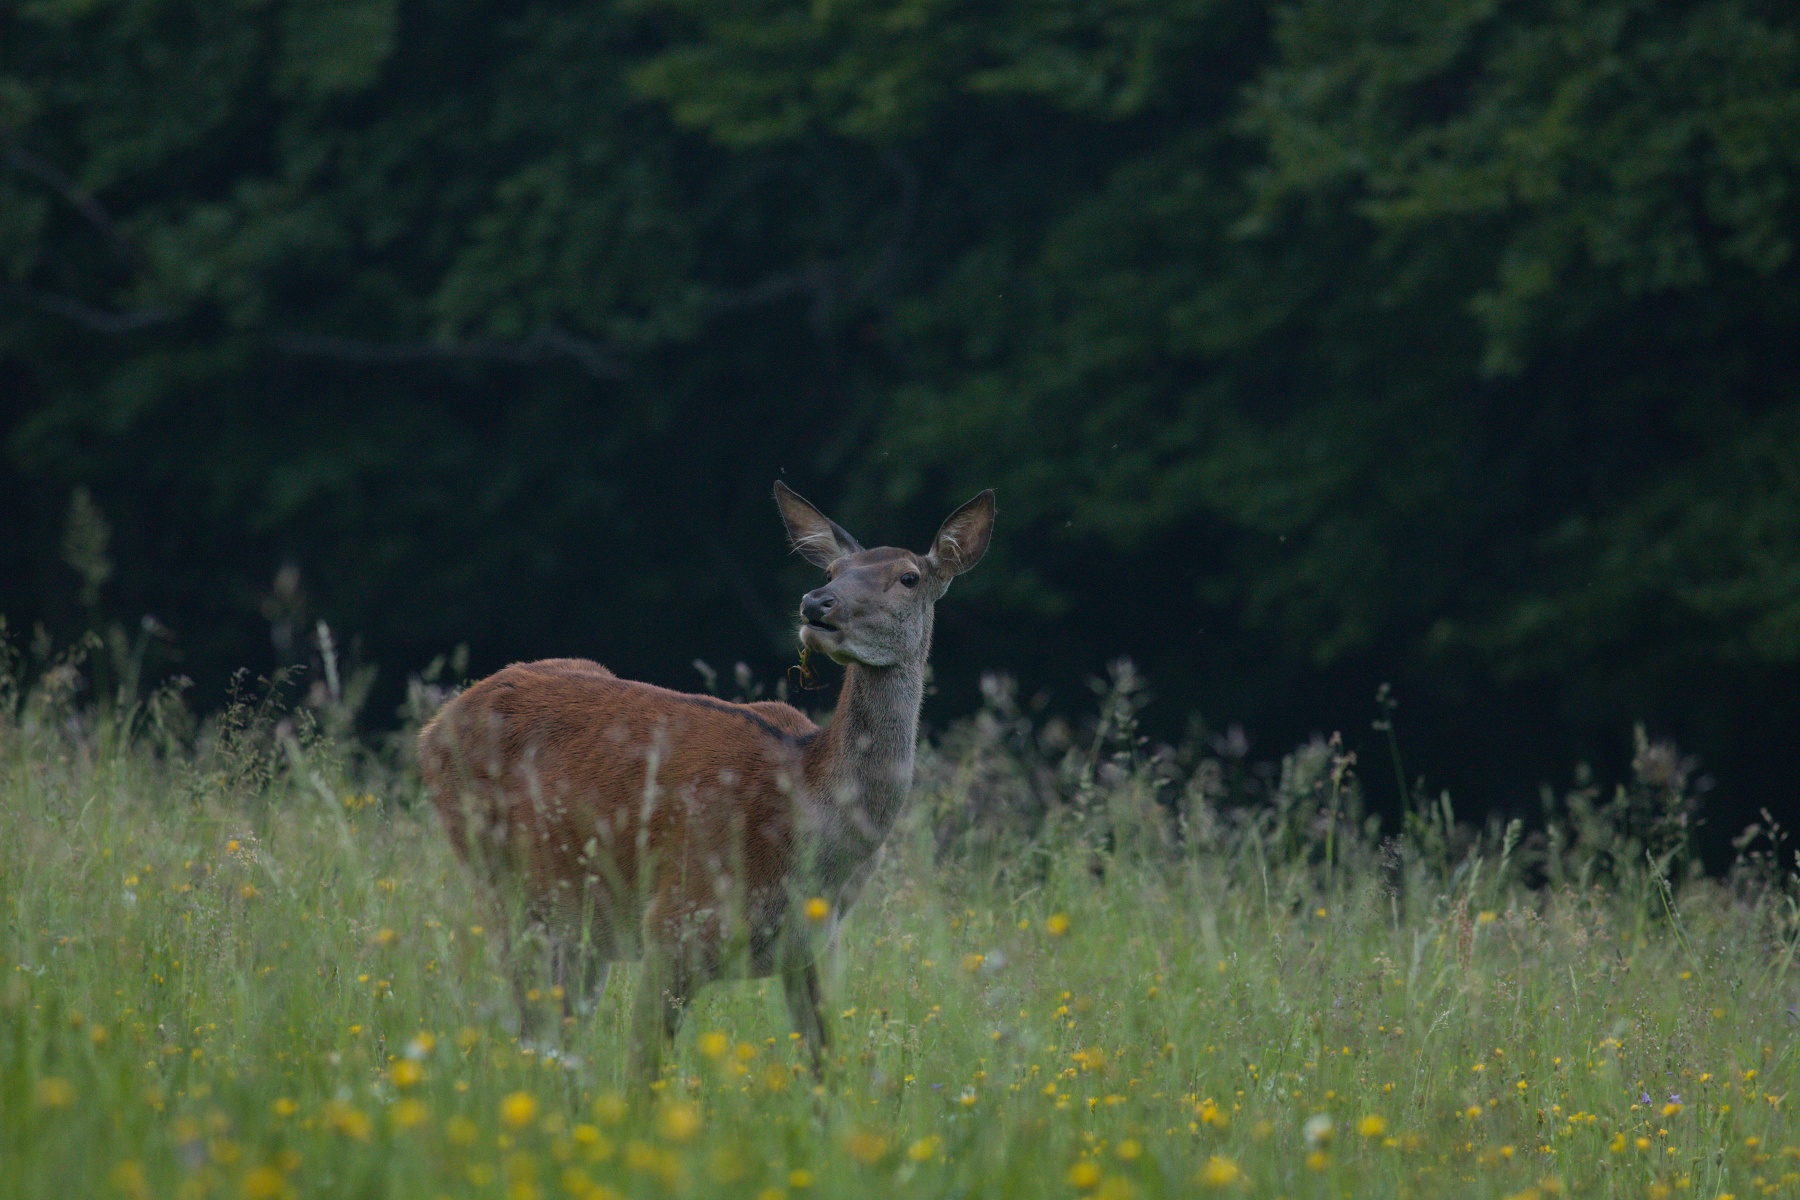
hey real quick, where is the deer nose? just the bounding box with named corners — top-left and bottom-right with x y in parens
top-left (801, 590), bottom-right (838, 625)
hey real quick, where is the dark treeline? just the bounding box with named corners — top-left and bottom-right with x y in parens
top-left (3, 0), bottom-right (1798, 849)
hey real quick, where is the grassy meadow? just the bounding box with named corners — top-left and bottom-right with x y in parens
top-left (1, 647), bottom-right (1796, 1200)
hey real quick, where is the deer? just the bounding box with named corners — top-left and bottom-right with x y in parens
top-left (418, 481), bottom-right (995, 1082)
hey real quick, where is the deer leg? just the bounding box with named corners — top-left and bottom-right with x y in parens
top-left (551, 938), bottom-right (612, 1018)
top-left (627, 951), bottom-right (688, 1085)
top-left (507, 928), bottom-right (554, 1043)
top-left (779, 929), bottom-right (828, 1078)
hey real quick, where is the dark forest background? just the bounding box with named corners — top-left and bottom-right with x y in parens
top-left (4, 0), bottom-right (1798, 853)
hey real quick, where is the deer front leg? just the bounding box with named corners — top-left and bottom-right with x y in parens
top-left (779, 926), bottom-right (828, 1078)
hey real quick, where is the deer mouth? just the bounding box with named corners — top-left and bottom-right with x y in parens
top-left (803, 617), bottom-right (840, 633)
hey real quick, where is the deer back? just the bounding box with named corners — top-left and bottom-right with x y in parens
top-left (419, 658), bottom-right (818, 953)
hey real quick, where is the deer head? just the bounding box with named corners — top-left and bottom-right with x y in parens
top-left (774, 481), bottom-right (995, 669)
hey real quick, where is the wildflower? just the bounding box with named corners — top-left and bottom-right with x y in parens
top-left (390, 1060), bottom-right (423, 1089)
top-left (962, 953), bottom-right (986, 973)
top-left (847, 1130), bottom-right (888, 1165)
top-left (1116, 1139), bottom-right (1141, 1161)
top-left (239, 1166), bottom-right (287, 1200)
top-left (594, 1094), bottom-right (627, 1124)
top-left (1305, 1150), bottom-right (1330, 1172)
top-left (1197, 1157), bottom-right (1240, 1188)
top-left (1067, 1161), bottom-right (1102, 1189)
top-left (35, 1078), bottom-right (75, 1108)
top-left (657, 1102), bottom-right (699, 1142)
top-left (500, 1092), bottom-right (539, 1130)
top-left (447, 1117), bottom-right (479, 1146)
top-left (1046, 913), bottom-right (1071, 937)
top-left (788, 1169), bottom-right (813, 1189)
top-left (1478, 911), bottom-right (1498, 925)
top-left (908, 1136), bottom-right (941, 1162)
top-left (390, 1099), bottom-right (429, 1130)
top-left (406, 1033), bottom-right (436, 1059)
top-left (323, 1100), bottom-right (371, 1141)
top-left (803, 898), bottom-right (830, 923)
top-left (1303, 1113), bottom-right (1334, 1148)
top-left (1358, 1115), bottom-right (1387, 1138)
top-left (271, 1098), bottom-right (297, 1118)
top-left (1662, 1102), bottom-right (1683, 1118)
top-left (699, 1031), bottom-right (730, 1060)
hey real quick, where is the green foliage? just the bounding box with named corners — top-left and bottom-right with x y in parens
top-left (3, 0), bottom-right (1799, 810)
top-left (2, 644), bottom-right (1797, 1199)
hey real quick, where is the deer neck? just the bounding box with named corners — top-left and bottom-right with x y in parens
top-left (801, 656), bottom-right (927, 891)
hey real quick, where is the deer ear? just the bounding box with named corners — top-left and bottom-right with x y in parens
top-left (774, 480), bottom-right (863, 569)
top-left (928, 489), bottom-right (996, 580)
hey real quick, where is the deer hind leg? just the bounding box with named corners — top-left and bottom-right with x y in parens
top-left (549, 938), bottom-right (611, 1018)
top-left (779, 927), bottom-right (828, 1078)
top-left (499, 916), bottom-right (559, 1042)
top-left (626, 948), bottom-right (691, 1085)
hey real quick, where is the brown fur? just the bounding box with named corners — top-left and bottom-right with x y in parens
top-left (418, 483), bottom-right (994, 1082)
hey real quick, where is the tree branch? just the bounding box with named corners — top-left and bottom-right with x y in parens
top-left (2, 285), bottom-right (168, 332)
top-left (4, 143), bottom-right (145, 267)
top-left (274, 325), bottom-right (625, 379)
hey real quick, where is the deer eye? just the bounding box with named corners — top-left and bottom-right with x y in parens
top-left (900, 571), bottom-right (920, 588)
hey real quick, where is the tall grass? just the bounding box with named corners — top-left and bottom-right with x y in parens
top-left (1, 641), bottom-right (1795, 1200)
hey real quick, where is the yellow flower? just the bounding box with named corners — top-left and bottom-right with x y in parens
top-left (1305, 1150), bottom-right (1330, 1172)
top-left (390, 1099), bottom-right (429, 1130)
top-left (1046, 913), bottom-right (1071, 937)
top-left (788, 1169), bottom-right (813, 1189)
top-left (1115, 1139), bottom-right (1141, 1161)
top-left (803, 897), bottom-right (830, 923)
top-left (962, 953), bottom-right (986, 972)
top-left (1067, 1160), bottom-right (1102, 1189)
top-left (389, 1060), bottom-right (423, 1089)
top-left (847, 1130), bottom-right (888, 1165)
top-left (657, 1102), bottom-right (700, 1142)
top-left (271, 1098), bottom-right (297, 1118)
top-left (239, 1166), bottom-right (287, 1200)
top-left (698, 1031), bottom-right (730, 1060)
top-left (907, 1136), bottom-right (941, 1162)
top-left (500, 1091), bottom-right (539, 1130)
top-left (323, 1100), bottom-right (371, 1141)
top-left (1197, 1156), bottom-right (1240, 1188)
top-left (1477, 911), bottom-right (1498, 925)
top-left (594, 1094), bottom-right (627, 1124)
top-left (35, 1078), bottom-right (75, 1108)
top-left (1661, 1102), bottom-right (1682, 1118)
top-left (1358, 1114), bottom-right (1387, 1138)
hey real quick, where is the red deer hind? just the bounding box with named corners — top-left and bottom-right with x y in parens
top-left (419, 481), bottom-right (995, 1081)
